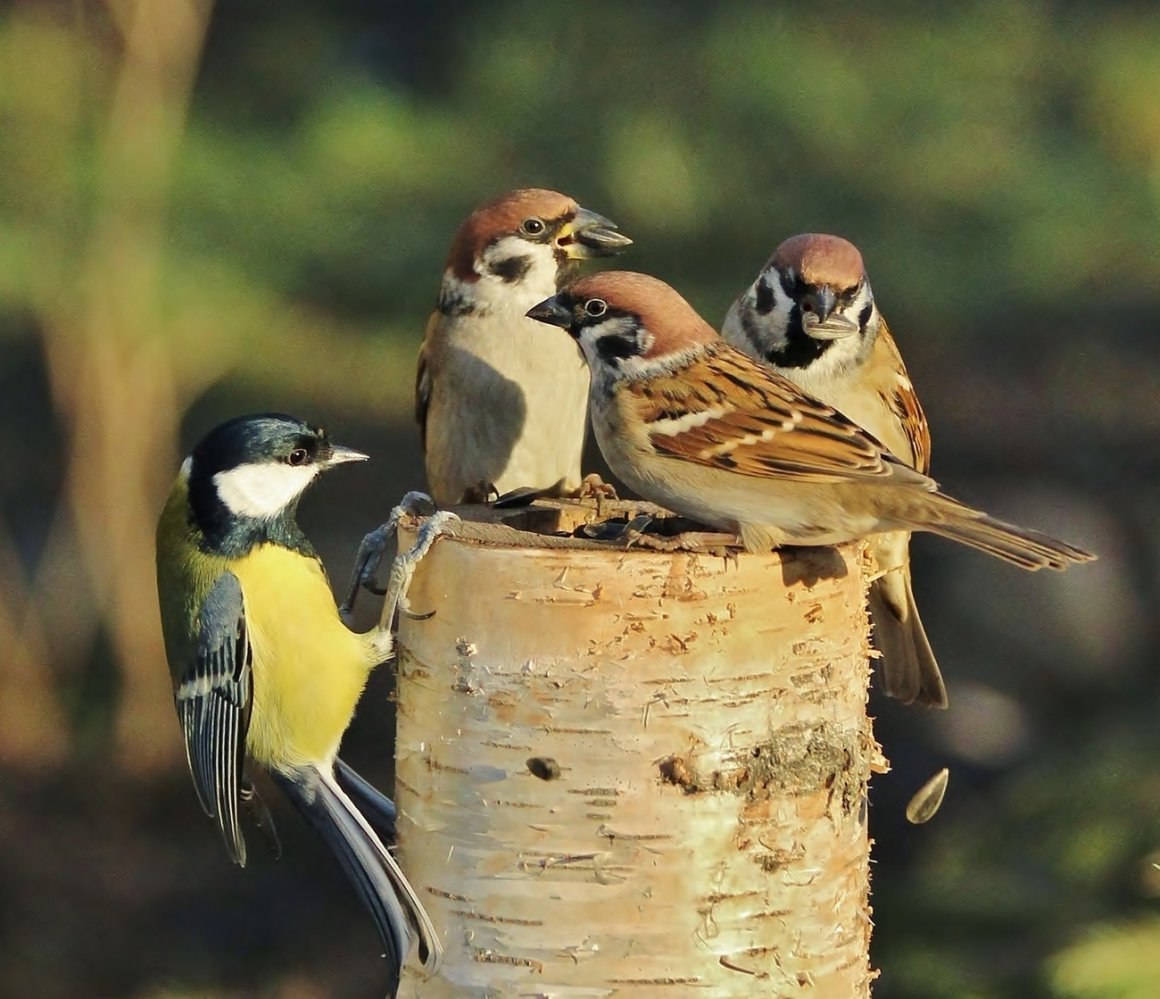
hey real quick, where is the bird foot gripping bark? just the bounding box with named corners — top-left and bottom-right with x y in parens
top-left (340, 491), bottom-right (439, 623)
top-left (376, 509), bottom-right (460, 631)
top-left (574, 472), bottom-right (619, 502)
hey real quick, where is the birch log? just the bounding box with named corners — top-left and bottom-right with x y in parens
top-left (392, 500), bottom-right (880, 998)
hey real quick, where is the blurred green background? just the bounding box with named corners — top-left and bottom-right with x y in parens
top-left (1, 1), bottom-right (1157, 996)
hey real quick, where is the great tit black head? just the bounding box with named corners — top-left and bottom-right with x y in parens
top-left (185, 413), bottom-right (368, 554)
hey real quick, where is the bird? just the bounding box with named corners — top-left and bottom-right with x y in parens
top-left (155, 413), bottom-right (441, 995)
top-left (526, 271), bottom-right (1094, 595)
top-left (721, 233), bottom-right (944, 706)
top-left (416, 187), bottom-right (632, 506)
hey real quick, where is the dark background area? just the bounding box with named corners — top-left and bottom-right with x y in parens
top-left (1, 1), bottom-right (1157, 996)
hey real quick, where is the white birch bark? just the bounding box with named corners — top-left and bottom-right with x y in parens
top-left (393, 502), bottom-right (878, 998)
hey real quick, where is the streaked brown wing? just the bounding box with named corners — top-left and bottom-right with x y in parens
top-left (414, 313), bottom-right (439, 449)
top-left (878, 316), bottom-right (931, 474)
top-left (631, 344), bottom-right (899, 482)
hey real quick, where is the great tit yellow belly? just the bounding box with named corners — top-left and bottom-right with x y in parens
top-left (155, 413), bottom-right (440, 995)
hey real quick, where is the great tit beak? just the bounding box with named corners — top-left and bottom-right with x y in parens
top-left (800, 286), bottom-right (858, 340)
top-left (326, 444), bottom-right (370, 465)
top-left (526, 295), bottom-right (574, 331)
top-left (556, 207), bottom-right (633, 259)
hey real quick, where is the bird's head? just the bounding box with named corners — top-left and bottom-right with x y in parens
top-left (526, 271), bottom-right (717, 382)
top-left (730, 233), bottom-right (879, 374)
top-left (440, 189), bottom-right (632, 314)
top-left (185, 414), bottom-right (367, 530)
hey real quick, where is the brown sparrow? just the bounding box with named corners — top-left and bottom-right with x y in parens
top-left (526, 271), bottom-right (1094, 607)
top-left (417, 188), bottom-right (631, 505)
top-left (721, 233), bottom-right (943, 706)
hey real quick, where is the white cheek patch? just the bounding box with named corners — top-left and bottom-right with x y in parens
top-left (762, 273), bottom-right (797, 335)
top-left (477, 237), bottom-right (559, 296)
top-left (212, 462), bottom-right (320, 519)
top-left (844, 282), bottom-right (874, 328)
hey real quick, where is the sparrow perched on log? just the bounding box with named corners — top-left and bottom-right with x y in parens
top-left (417, 188), bottom-right (631, 505)
top-left (721, 233), bottom-right (945, 706)
top-left (527, 271), bottom-right (1094, 607)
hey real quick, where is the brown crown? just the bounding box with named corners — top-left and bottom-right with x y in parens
top-left (770, 233), bottom-right (866, 290)
top-left (566, 271), bottom-right (718, 357)
top-left (446, 188), bottom-right (579, 280)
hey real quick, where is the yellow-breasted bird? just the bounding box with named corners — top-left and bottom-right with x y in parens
top-left (155, 413), bottom-right (440, 995)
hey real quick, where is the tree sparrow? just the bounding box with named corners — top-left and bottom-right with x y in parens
top-left (417, 188), bottom-right (631, 505)
top-left (526, 272), bottom-right (1094, 616)
top-left (721, 233), bottom-right (944, 706)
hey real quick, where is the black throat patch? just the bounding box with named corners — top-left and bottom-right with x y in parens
top-left (743, 305), bottom-right (828, 370)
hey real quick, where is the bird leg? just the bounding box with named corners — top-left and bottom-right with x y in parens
top-left (377, 510), bottom-right (461, 632)
top-left (573, 472), bottom-right (619, 502)
top-left (339, 491), bottom-right (436, 623)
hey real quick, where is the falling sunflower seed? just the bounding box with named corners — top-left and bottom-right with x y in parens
top-left (906, 767), bottom-right (950, 824)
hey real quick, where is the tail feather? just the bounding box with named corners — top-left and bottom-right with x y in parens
top-left (869, 568), bottom-right (947, 709)
top-left (925, 495), bottom-right (1096, 571)
top-left (334, 757), bottom-right (398, 844)
top-left (272, 765), bottom-right (442, 994)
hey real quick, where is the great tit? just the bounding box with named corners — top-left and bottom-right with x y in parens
top-left (155, 413), bottom-right (441, 994)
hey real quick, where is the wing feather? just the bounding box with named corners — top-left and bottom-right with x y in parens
top-left (414, 313), bottom-right (440, 449)
top-left (633, 344), bottom-right (909, 483)
top-left (877, 317), bottom-right (931, 473)
top-left (175, 571), bottom-right (252, 866)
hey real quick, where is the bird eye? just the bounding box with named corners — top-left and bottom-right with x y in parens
top-left (521, 217), bottom-right (546, 236)
top-left (584, 298), bottom-right (608, 318)
top-left (287, 448), bottom-right (310, 466)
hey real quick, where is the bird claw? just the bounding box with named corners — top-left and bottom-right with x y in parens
top-left (378, 510), bottom-right (461, 631)
top-left (340, 491), bottom-right (436, 623)
top-left (574, 472), bottom-right (618, 503)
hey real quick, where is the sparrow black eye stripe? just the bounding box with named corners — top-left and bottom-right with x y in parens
top-left (489, 254), bottom-right (533, 283)
top-left (594, 329), bottom-right (646, 363)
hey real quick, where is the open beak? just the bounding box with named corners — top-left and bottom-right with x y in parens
top-left (526, 295), bottom-right (575, 332)
top-left (556, 206), bottom-right (633, 259)
top-left (800, 286), bottom-right (858, 340)
top-left (326, 444), bottom-right (370, 465)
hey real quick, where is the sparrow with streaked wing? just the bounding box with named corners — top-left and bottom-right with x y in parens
top-left (722, 234), bottom-right (945, 706)
top-left (526, 272), bottom-right (1094, 622)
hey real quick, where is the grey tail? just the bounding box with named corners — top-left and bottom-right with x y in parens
top-left (334, 757), bottom-right (398, 844)
top-left (925, 495), bottom-right (1096, 571)
top-left (869, 571), bottom-right (948, 709)
top-left (271, 764), bottom-right (442, 995)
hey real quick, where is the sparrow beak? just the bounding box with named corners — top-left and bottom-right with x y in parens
top-left (800, 286), bottom-right (858, 340)
top-left (556, 207), bottom-right (633, 258)
top-left (526, 295), bottom-right (574, 331)
top-left (325, 444), bottom-right (370, 466)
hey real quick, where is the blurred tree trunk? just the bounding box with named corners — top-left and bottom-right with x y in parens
top-left (394, 501), bottom-right (879, 997)
top-left (38, 0), bottom-right (212, 771)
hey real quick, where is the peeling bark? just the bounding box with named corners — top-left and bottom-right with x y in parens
top-left (393, 501), bottom-right (878, 997)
